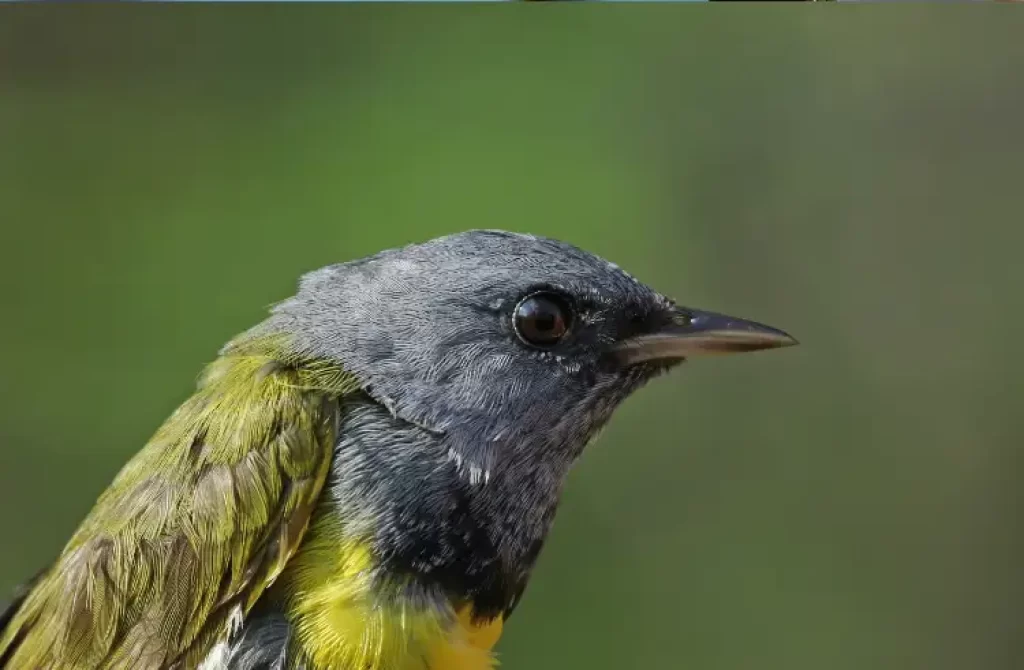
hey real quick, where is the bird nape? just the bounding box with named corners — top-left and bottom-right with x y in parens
top-left (0, 230), bottom-right (796, 670)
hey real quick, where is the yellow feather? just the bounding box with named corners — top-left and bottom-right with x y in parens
top-left (281, 524), bottom-right (502, 670)
top-left (426, 606), bottom-right (503, 670)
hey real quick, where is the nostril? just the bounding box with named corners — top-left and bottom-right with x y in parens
top-left (672, 310), bottom-right (694, 328)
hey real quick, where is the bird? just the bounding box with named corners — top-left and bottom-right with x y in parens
top-left (0, 230), bottom-right (796, 670)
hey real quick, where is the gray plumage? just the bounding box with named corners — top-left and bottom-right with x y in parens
top-left (219, 230), bottom-right (684, 663)
top-left (240, 230), bottom-right (672, 480)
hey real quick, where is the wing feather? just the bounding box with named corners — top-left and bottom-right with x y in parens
top-left (0, 343), bottom-right (358, 669)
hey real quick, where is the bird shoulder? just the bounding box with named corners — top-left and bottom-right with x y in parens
top-left (0, 337), bottom-right (359, 669)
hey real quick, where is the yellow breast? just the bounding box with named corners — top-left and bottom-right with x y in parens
top-left (282, 534), bottom-right (503, 670)
top-left (425, 606), bottom-right (503, 670)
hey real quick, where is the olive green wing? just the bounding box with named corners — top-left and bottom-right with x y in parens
top-left (0, 351), bottom-right (358, 669)
top-left (0, 568), bottom-right (46, 667)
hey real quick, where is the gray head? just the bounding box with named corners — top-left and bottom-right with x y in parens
top-left (244, 230), bottom-right (795, 484)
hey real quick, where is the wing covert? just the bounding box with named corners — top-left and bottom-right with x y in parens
top-left (0, 346), bottom-right (359, 669)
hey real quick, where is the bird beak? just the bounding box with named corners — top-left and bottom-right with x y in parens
top-left (613, 307), bottom-right (798, 367)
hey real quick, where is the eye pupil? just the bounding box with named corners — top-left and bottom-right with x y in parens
top-left (513, 292), bottom-right (571, 348)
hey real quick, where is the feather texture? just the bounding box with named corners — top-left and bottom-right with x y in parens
top-left (0, 338), bottom-right (358, 669)
top-left (278, 530), bottom-right (500, 670)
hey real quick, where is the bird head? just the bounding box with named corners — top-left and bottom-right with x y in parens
top-left (247, 230), bottom-right (796, 483)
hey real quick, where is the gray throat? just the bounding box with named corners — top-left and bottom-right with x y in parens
top-left (322, 395), bottom-right (572, 618)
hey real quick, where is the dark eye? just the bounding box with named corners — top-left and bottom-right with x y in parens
top-left (513, 292), bottom-right (572, 348)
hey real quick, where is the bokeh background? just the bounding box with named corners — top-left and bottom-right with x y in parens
top-left (2, 8), bottom-right (1022, 670)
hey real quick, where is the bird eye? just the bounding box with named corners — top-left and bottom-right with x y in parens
top-left (513, 292), bottom-right (572, 348)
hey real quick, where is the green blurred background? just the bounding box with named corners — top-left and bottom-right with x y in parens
top-left (2, 8), bottom-right (1022, 670)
